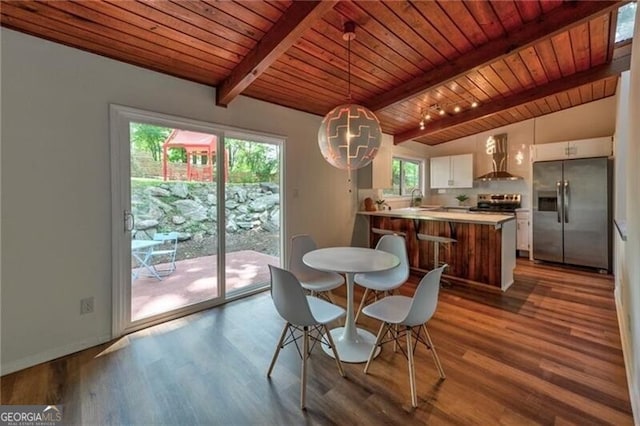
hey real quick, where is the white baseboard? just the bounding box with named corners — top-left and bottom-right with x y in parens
top-left (1, 334), bottom-right (111, 376)
top-left (614, 288), bottom-right (640, 425)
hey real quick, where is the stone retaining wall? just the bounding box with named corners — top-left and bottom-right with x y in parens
top-left (132, 180), bottom-right (280, 245)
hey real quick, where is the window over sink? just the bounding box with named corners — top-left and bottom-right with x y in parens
top-left (383, 156), bottom-right (423, 197)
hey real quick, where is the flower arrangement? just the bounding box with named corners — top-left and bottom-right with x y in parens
top-left (375, 199), bottom-right (386, 210)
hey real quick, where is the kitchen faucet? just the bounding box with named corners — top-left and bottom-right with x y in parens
top-left (410, 188), bottom-right (423, 207)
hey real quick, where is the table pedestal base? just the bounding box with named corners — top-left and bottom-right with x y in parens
top-left (322, 327), bottom-right (381, 363)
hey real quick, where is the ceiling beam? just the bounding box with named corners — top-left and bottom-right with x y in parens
top-left (367, 0), bottom-right (626, 112)
top-left (216, 1), bottom-right (336, 107)
top-left (394, 52), bottom-right (631, 144)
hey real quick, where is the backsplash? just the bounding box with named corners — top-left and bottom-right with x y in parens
top-left (427, 179), bottom-right (530, 209)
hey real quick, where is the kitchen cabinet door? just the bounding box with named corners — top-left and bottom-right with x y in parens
top-left (532, 142), bottom-right (568, 162)
top-left (532, 137), bottom-right (612, 162)
top-left (430, 154), bottom-right (473, 189)
top-left (450, 154), bottom-right (473, 188)
top-left (430, 156), bottom-right (451, 188)
top-left (568, 137), bottom-right (612, 159)
top-left (516, 219), bottom-right (529, 250)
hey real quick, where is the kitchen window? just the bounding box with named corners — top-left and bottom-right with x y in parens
top-left (383, 157), bottom-right (423, 196)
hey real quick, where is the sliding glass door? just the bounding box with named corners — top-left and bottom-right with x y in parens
top-left (223, 136), bottom-right (281, 297)
top-left (128, 122), bottom-right (222, 323)
top-left (110, 106), bottom-right (282, 335)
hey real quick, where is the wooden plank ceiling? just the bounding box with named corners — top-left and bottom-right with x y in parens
top-left (0, 0), bottom-right (631, 146)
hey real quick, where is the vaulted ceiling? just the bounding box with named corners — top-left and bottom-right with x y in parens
top-left (1, 1), bottom-right (632, 145)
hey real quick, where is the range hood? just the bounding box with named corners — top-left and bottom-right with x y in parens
top-left (475, 133), bottom-right (523, 181)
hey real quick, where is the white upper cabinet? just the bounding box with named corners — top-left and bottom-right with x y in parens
top-left (430, 154), bottom-right (473, 188)
top-left (429, 156), bottom-right (451, 188)
top-left (357, 134), bottom-right (393, 189)
top-left (531, 137), bottom-right (612, 162)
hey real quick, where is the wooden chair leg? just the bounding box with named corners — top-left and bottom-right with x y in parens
top-left (354, 288), bottom-right (370, 323)
top-left (267, 323), bottom-right (289, 377)
top-left (301, 327), bottom-right (309, 410)
top-left (406, 327), bottom-right (418, 407)
top-left (422, 324), bottom-right (446, 379)
top-left (326, 290), bottom-right (335, 304)
top-left (324, 325), bottom-right (345, 377)
top-left (364, 322), bottom-right (386, 374)
top-left (393, 324), bottom-right (399, 353)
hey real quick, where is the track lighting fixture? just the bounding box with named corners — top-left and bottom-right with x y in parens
top-left (417, 98), bottom-right (480, 130)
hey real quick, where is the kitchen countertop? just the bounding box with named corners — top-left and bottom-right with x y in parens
top-left (358, 209), bottom-right (516, 227)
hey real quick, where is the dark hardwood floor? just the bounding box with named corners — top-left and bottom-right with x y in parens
top-left (1, 259), bottom-right (633, 425)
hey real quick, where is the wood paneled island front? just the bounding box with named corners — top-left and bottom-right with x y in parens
top-left (358, 209), bottom-right (516, 291)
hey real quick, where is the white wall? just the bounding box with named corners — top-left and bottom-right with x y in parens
top-left (0, 29), bottom-right (367, 373)
top-left (533, 96), bottom-right (617, 143)
top-left (616, 5), bottom-right (640, 420)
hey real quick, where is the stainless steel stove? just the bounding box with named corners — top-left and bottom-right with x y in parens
top-left (469, 193), bottom-right (521, 214)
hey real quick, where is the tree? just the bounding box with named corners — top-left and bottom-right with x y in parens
top-left (226, 138), bottom-right (279, 183)
top-left (130, 123), bottom-right (172, 161)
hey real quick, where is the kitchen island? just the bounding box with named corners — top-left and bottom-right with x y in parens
top-left (358, 209), bottom-right (516, 291)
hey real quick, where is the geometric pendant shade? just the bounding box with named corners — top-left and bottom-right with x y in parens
top-left (317, 103), bottom-right (382, 171)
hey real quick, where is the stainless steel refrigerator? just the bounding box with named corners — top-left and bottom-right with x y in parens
top-left (532, 157), bottom-right (611, 271)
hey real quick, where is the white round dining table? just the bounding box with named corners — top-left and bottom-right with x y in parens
top-left (303, 246), bottom-right (399, 363)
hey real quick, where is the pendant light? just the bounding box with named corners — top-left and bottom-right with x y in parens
top-left (318, 21), bottom-right (382, 171)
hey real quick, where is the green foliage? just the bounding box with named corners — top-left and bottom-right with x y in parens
top-left (384, 158), bottom-right (420, 196)
top-left (167, 147), bottom-right (187, 163)
top-left (226, 138), bottom-right (279, 183)
top-left (131, 177), bottom-right (165, 188)
top-left (130, 124), bottom-right (279, 183)
top-left (130, 123), bottom-right (172, 161)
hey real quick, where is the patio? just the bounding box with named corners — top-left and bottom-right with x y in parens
top-left (132, 250), bottom-right (279, 321)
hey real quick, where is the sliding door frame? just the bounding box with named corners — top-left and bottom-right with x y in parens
top-left (110, 104), bottom-right (286, 337)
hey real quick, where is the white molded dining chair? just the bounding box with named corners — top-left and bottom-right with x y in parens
top-left (289, 234), bottom-right (345, 303)
top-left (354, 234), bottom-right (409, 322)
top-left (362, 265), bottom-right (447, 408)
top-left (267, 265), bottom-right (346, 410)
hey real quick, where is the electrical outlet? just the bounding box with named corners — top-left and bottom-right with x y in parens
top-left (80, 297), bottom-right (94, 314)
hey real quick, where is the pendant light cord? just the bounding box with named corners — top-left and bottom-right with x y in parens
top-left (347, 36), bottom-right (352, 101)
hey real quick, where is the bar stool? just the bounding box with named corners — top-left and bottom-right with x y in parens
top-left (371, 227), bottom-right (407, 237)
top-left (416, 233), bottom-right (456, 283)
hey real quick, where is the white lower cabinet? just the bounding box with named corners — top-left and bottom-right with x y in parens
top-left (516, 210), bottom-right (529, 255)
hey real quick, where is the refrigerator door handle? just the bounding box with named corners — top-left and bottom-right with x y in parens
top-left (564, 180), bottom-right (569, 223)
top-left (556, 181), bottom-right (562, 223)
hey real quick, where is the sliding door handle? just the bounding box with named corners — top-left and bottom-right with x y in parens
top-left (124, 210), bottom-right (134, 232)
